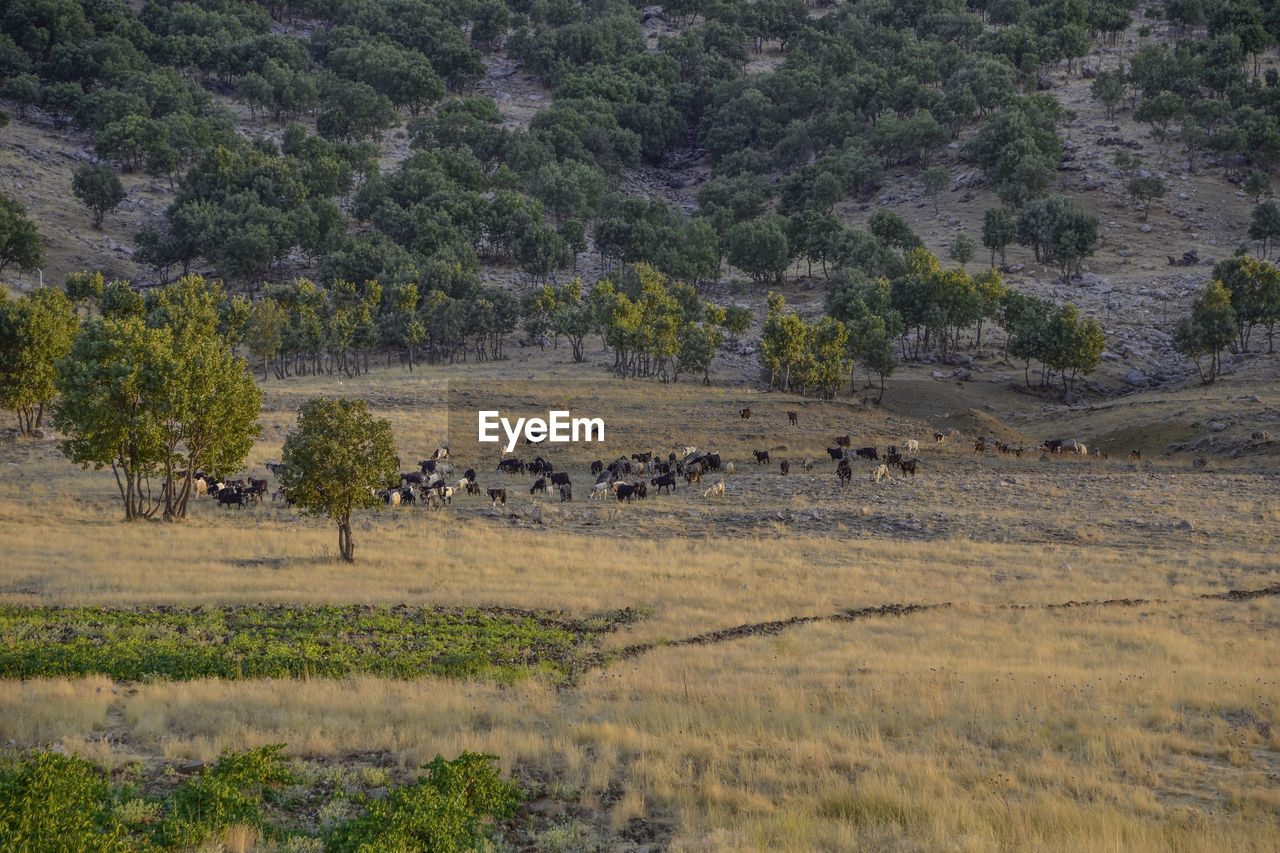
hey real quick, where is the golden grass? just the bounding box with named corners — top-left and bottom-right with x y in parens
top-left (3, 370), bottom-right (1280, 849)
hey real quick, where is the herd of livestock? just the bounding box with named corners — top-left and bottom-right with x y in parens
top-left (193, 409), bottom-right (1111, 514)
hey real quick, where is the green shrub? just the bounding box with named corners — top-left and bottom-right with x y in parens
top-left (0, 751), bottom-right (134, 852)
top-left (325, 752), bottom-right (519, 853)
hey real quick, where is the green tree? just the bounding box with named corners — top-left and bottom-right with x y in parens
top-left (1173, 279), bottom-right (1238, 382)
top-left (1016, 196), bottom-right (1098, 278)
top-left (144, 275), bottom-right (262, 520)
top-left (71, 163), bottom-right (126, 228)
top-left (867, 209), bottom-right (922, 251)
top-left (53, 277), bottom-right (260, 521)
top-left (0, 287), bottom-right (77, 433)
top-left (1250, 200), bottom-right (1280, 258)
top-left (759, 291), bottom-right (809, 391)
top-left (921, 165), bottom-right (949, 214)
top-left (1134, 92), bottom-right (1185, 154)
top-left (859, 317), bottom-right (897, 404)
top-left (1042, 303), bottom-right (1105, 390)
top-left (725, 215), bottom-right (790, 285)
top-left (1128, 175), bottom-right (1167, 221)
top-left (53, 315), bottom-right (174, 520)
top-left (1211, 255), bottom-right (1280, 352)
top-left (982, 207), bottom-right (1016, 267)
top-left (280, 397), bottom-right (397, 562)
top-left (949, 233), bottom-right (976, 267)
top-left (1090, 69), bottom-right (1125, 120)
top-left (0, 192), bottom-right (43, 276)
top-left (1002, 290), bottom-right (1053, 386)
top-left (1244, 170), bottom-right (1272, 203)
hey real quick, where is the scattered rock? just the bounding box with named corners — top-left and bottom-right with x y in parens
top-left (1252, 430), bottom-right (1269, 440)
top-left (1123, 369), bottom-right (1146, 387)
top-left (1209, 421), bottom-right (1226, 432)
top-left (1176, 520), bottom-right (1195, 531)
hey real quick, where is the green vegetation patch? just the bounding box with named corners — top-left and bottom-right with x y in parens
top-left (0, 745), bottom-right (519, 853)
top-left (0, 604), bottom-right (646, 684)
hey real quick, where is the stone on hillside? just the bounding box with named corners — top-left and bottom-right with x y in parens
top-left (1123, 369), bottom-right (1146, 387)
top-left (1139, 224), bottom-right (1152, 232)
top-left (1176, 520), bottom-right (1194, 531)
top-left (1209, 421), bottom-right (1226, 432)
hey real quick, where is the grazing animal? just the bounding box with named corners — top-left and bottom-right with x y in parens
top-left (835, 435), bottom-right (851, 448)
top-left (651, 471), bottom-right (677, 494)
top-left (418, 459), bottom-right (437, 474)
top-left (430, 445), bottom-right (449, 461)
top-left (836, 458), bottom-right (852, 485)
top-left (1044, 439), bottom-right (1065, 453)
top-left (685, 468), bottom-right (701, 485)
top-left (401, 471), bottom-right (425, 486)
top-left (590, 481), bottom-right (609, 498)
top-left (739, 407), bottom-right (751, 419)
top-left (753, 450), bottom-right (770, 464)
top-left (464, 468), bottom-right (476, 483)
top-left (425, 490), bottom-right (442, 510)
top-left (680, 446), bottom-right (697, 459)
top-left (855, 446), bottom-right (879, 461)
top-left (703, 480), bottom-right (726, 498)
top-left (265, 461), bottom-right (286, 479)
top-left (550, 472), bottom-right (571, 488)
top-left (456, 478), bottom-right (471, 491)
top-left (193, 477), bottom-right (208, 496)
top-left (974, 438), bottom-right (986, 453)
top-left (724, 461), bottom-right (735, 474)
top-left (591, 460), bottom-right (604, 475)
top-left (904, 439), bottom-right (919, 454)
top-left (466, 482), bottom-right (482, 496)
top-left (559, 484), bottom-right (572, 502)
top-left (498, 457), bottom-right (525, 475)
top-left (615, 483), bottom-right (641, 502)
top-left (871, 463), bottom-right (890, 483)
top-left (218, 488), bottom-right (245, 509)
top-left (486, 488), bottom-right (507, 507)
top-left (933, 432), bottom-right (945, 443)
top-left (779, 460), bottom-right (790, 476)
top-left (899, 458), bottom-right (919, 477)
top-left (826, 447), bottom-right (845, 460)
top-left (885, 451), bottom-right (902, 467)
top-left (787, 411), bottom-right (798, 425)
top-left (1128, 449), bottom-right (1141, 463)
top-left (530, 477), bottom-right (547, 495)
top-left (399, 486), bottom-right (417, 506)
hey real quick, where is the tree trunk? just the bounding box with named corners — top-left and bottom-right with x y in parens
top-left (338, 513), bottom-right (354, 562)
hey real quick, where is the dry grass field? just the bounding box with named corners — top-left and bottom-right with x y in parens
top-left (3, 353), bottom-right (1280, 851)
